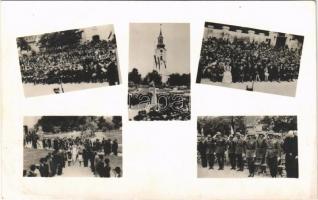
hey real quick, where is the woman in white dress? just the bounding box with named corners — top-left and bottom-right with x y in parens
top-left (222, 62), bottom-right (232, 83)
top-left (71, 144), bottom-right (78, 165)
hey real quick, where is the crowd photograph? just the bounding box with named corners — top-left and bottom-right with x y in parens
top-left (23, 116), bottom-right (122, 178)
top-left (17, 24), bottom-right (120, 97)
top-left (197, 116), bottom-right (298, 178)
top-left (128, 23), bottom-right (190, 121)
top-left (196, 22), bottom-right (303, 97)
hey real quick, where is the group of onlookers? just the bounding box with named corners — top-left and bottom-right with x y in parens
top-left (24, 136), bottom-right (122, 178)
top-left (19, 40), bottom-right (119, 85)
top-left (198, 130), bottom-right (298, 178)
top-left (197, 37), bottom-right (301, 83)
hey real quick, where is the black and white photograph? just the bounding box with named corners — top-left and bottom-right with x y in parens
top-left (17, 24), bottom-right (120, 97)
top-left (128, 23), bottom-right (190, 121)
top-left (197, 116), bottom-right (298, 178)
top-left (23, 116), bottom-right (122, 178)
top-left (196, 22), bottom-right (304, 97)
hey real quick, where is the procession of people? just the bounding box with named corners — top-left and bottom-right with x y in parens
top-left (197, 37), bottom-right (301, 84)
top-left (19, 39), bottom-right (119, 86)
top-left (198, 130), bottom-right (298, 178)
top-left (24, 135), bottom-right (121, 178)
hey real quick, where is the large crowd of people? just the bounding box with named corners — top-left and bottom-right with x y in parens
top-left (19, 40), bottom-right (119, 85)
top-left (197, 37), bottom-right (302, 83)
top-left (24, 135), bottom-right (122, 178)
top-left (197, 130), bottom-right (298, 178)
top-left (129, 92), bottom-right (191, 121)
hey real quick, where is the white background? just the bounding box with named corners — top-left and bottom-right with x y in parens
top-left (1, 1), bottom-right (317, 200)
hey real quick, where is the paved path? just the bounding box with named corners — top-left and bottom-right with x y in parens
top-left (197, 165), bottom-right (277, 178)
top-left (60, 163), bottom-right (95, 177)
top-left (200, 79), bottom-right (297, 97)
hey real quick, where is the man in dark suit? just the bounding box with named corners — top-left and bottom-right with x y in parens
top-left (205, 135), bottom-right (216, 169)
top-left (215, 132), bottom-right (226, 170)
top-left (283, 131), bottom-right (298, 178)
top-left (112, 139), bottom-right (119, 156)
top-left (39, 158), bottom-right (49, 177)
top-left (197, 136), bottom-right (207, 168)
top-left (227, 135), bottom-right (236, 170)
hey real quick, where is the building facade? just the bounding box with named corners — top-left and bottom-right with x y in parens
top-left (203, 24), bottom-right (303, 50)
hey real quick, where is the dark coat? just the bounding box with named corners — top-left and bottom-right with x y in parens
top-left (215, 138), bottom-right (226, 154)
top-left (227, 140), bottom-right (236, 154)
top-left (283, 136), bottom-right (298, 157)
top-left (235, 139), bottom-right (245, 155)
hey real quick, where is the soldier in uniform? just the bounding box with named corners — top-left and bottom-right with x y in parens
top-left (215, 132), bottom-right (226, 170)
top-left (197, 135), bottom-right (207, 168)
top-left (205, 134), bottom-right (216, 169)
top-left (245, 132), bottom-right (257, 177)
top-left (234, 132), bottom-right (245, 171)
top-left (266, 132), bottom-right (280, 177)
top-left (256, 132), bottom-right (267, 174)
top-left (275, 133), bottom-right (285, 177)
top-left (227, 134), bottom-right (236, 170)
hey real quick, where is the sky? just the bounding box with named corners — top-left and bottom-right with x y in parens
top-left (24, 116), bottom-right (41, 128)
top-left (129, 23), bottom-right (190, 77)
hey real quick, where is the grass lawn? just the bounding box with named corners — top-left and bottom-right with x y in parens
top-left (23, 148), bottom-right (53, 170)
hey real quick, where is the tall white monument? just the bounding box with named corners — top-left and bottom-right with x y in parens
top-left (153, 24), bottom-right (168, 83)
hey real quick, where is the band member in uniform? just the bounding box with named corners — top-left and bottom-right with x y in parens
top-left (266, 131), bottom-right (280, 178)
top-left (234, 132), bottom-right (245, 171)
top-left (245, 132), bottom-right (257, 177)
top-left (227, 134), bottom-right (236, 170)
top-left (215, 132), bottom-right (226, 170)
top-left (206, 134), bottom-right (216, 169)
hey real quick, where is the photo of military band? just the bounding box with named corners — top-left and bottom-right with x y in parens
top-left (128, 23), bottom-right (190, 121)
top-left (17, 24), bottom-right (120, 97)
top-left (197, 116), bottom-right (298, 178)
top-left (23, 116), bottom-right (122, 178)
top-left (196, 22), bottom-right (303, 97)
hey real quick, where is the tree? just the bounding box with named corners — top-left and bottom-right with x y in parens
top-left (259, 116), bottom-right (297, 132)
top-left (143, 70), bottom-right (162, 86)
top-left (167, 73), bottom-right (190, 87)
top-left (38, 29), bottom-right (83, 48)
top-left (197, 116), bottom-right (247, 137)
top-left (97, 117), bottom-right (114, 131)
top-left (128, 68), bottom-right (142, 85)
top-left (112, 116), bottom-right (122, 129)
top-left (17, 37), bottom-right (31, 51)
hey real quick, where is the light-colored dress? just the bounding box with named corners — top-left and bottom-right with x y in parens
top-left (71, 145), bottom-right (78, 162)
top-left (222, 65), bottom-right (232, 83)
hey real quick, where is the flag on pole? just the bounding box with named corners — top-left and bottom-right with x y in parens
top-left (231, 125), bottom-right (234, 135)
top-left (108, 31), bottom-right (113, 40)
top-left (157, 56), bottom-right (160, 70)
top-left (154, 55), bottom-right (158, 69)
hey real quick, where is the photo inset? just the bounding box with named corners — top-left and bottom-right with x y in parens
top-left (17, 24), bottom-right (120, 97)
top-left (23, 116), bottom-right (122, 178)
top-left (197, 116), bottom-right (298, 178)
top-left (196, 22), bottom-right (304, 97)
top-left (128, 23), bottom-right (190, 121)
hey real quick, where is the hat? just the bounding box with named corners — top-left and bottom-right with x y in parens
top-left (285, 131), bottom-right (294, 138)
